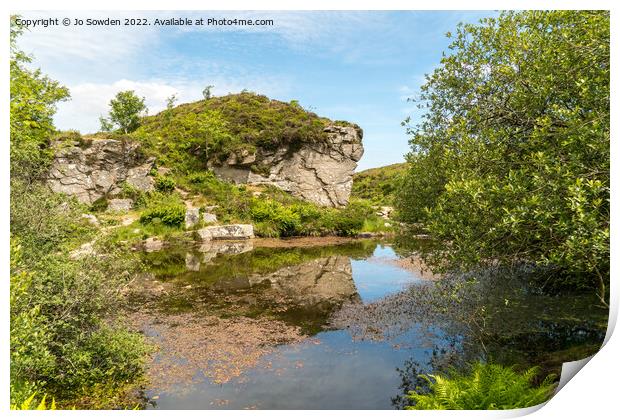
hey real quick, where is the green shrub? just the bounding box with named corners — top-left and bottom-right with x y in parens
top-left (140, 204), bottom-right (185, 227)
top-left (10, 24), bottom-right (151, 409)
top-left (10, 186), bottom-right (150, 406)
top-left (253, 221), bottom-right (281, 238)
top-left (118, 181), bottom-right (144, 204)
top-left (154, 176), bottom-right (176, 193)
top-left (396, 11), bottom-right (610, 301)
top-left (330, 200), bottom-right (373, 236)
top-left (406, 362), bottom-right (556, 410)
top-left (90, 196), bottom-right (108, 212)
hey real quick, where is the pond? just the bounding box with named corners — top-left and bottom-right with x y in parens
top-left (127, 238), bottom-right (608, 410)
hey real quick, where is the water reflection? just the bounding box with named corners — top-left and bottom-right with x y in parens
top-left (138, 240), bottom-right (412, 333)
top-left (128, 239), bottom-right (607, 410)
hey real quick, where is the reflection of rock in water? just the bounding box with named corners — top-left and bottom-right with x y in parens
top-left (249, 256), bottom-right (359, 307)
top-left (186, 241), bottom-right (253, 271)
top-left (204, 255), bottom-right (360, 307)
top-left (185, 253), bottom-right (201, 271)
top-left (198, 240), bottom-right (253, 263)
top-left (192, 255), bottom-right (361, 332)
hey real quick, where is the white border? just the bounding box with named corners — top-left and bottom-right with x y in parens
top-left (2, 1), bottom-right (617, 419)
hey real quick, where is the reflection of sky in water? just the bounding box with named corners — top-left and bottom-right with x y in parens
top-left (351, 244), bottom-right (423, 303)
top-left (148, 244), bottom-right (443, 409)
top-left (150, 328), bottom-right (443, 410)
top-left (145, 243), bottom-right (607, 409)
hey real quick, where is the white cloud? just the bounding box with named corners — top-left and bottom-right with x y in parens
top-left (16, 10), bottom-right (397, 73)
top-left (17, 11), bottom-right (158, 64)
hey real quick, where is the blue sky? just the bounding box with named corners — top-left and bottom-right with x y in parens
top-left (18, 10), bottom-right (497, 170)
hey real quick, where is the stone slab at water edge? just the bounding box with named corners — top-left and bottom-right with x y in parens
top-left (47, 138), bottom-right (155, 204)
top-left (196, 224), bottom-right (255, 241)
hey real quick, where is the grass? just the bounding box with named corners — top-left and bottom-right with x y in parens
top-left (352, 162), bottom-right (408, 206)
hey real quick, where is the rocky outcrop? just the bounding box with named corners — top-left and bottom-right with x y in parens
top-left (47, 138), bottom-right (155, 204)
top-left (208, 125), bottom-right (364, 207)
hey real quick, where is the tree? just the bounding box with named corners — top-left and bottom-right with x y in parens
top-left (100, 90), bottom-right (147, 134)
top-left (98, 115), bottom-right (114, 132)
top-left (10, 16), bottom-right (70, 182)
top-left (10, 17), bottom-right (151, 407)
top-left (397, 11), bottom-right (609, 301)
top-left (202, 85), bottom-right (214, 100)
top-left (166, 93), bottom-right (178, 110)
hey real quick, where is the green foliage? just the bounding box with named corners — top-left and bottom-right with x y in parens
top-left (250, 199), bottom-right (301, 237)
top-left (10, 181), bottom-right (94, 260)
top-left (11, 393), bottom-right (57, 410)
top-left (99, 116), bottom-right (114, 132)
top-left (10, 25), bottom-right (151, 408)
top-left (101, 90), bottom-right (147, 134)
top-left (140, 204), bottom-right (185, 227)
top-left (397, 11), bottom-right (610, 299)
top-left (154, 175), bottom-right (176, 193)
top-left (131, 92), bottom-right (358, 173)
top-left (248, 196), bottom-right (375, 237)
top-left (406, 362), bottom-right (555, 410)
top-left (132, 105), bottom-right (233, 172)
top-left (202, 85), bottom-right (214, 100)
top-left (166, 94), bottom-right (178, 110)
top-left (10, 17), bottom-right (70, 182)
top-left (10, 185), bottom-right (151, 405)
top-left (352, 163), bottom-right (407, 206)
top-left (90, 196), bottom-right (109, 212)
top-left (117, 181), bottom-right (145, 204)
top-left (329, 200), bottom-right (375, 236)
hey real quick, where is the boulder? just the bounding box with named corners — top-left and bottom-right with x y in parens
top-left (185, 207), bottom-right (200, 228)
top-left (208, 125), bottom-right (363, 207)
top-left (144, 237), bottom-right (164, 252)
top-left (69, 241), bottom-right (95, 259)
top-left (47, 138), bottom-right (155, 204)
top-left (108, 198), bottom-right (134, 212)
top-left (81, 213), bottom-right (99, 226)
top-left (377, 206), bottom-right (394, 219)
top-left (202, 212), bottom-right (218, 224)
top-left (196, 224), bottom-right (254, 241)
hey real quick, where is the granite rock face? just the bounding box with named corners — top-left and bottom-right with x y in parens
top-left (47, 138), bottom-right (155, 204)
top-left (209, 125), bottom-right (364, 207)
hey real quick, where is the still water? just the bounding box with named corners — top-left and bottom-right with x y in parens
top-left (128, 239), bottom-right (606, 409)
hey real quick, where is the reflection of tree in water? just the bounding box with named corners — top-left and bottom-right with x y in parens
top-left (391, 339), bottom-right (463, 409)
top-left (331, 264), bottom-right (608, 408)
